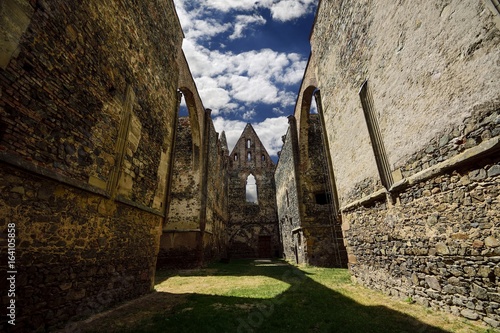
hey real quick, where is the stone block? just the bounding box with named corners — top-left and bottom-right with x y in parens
top-left (485, 236), bottom-right (500, 248)
top-left (425, 275), bottom-right (442, 291)
top-left (461, 309), bottom-right (480, 320)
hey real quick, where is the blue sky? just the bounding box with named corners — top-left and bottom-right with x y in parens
top-left (173, 0), bottom-right (318, 160)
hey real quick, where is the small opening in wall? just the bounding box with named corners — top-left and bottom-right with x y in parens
top-left (0, 120), bottom-right (7, 142)
top-left (315, 192), bottom-right (331, 205)
top-left (234, 153), bottom-right (238, 161)
top-left (247, 152), bottom-right (251, 161)
top-left (261, 154), bottom-right (265, 161)
top-left (246, 173), bottom-right (258, 204)
top-left (247, 139), bottom-right (251, 148)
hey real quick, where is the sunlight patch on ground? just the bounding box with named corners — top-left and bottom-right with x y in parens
top-left (155, 275), bottom-right (290, 299)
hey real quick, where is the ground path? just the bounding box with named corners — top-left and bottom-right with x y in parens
top-left (60, 259), bottom-right (492, 333)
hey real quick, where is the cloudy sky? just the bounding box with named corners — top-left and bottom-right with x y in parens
top-left (173, 0), bottom-right (318, 161)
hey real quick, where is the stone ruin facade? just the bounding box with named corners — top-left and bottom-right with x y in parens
top-left (275, 113), bottom-right (347, 267)
top-left (277, 0), bottom-right (499, 328)
top-left (227, 124), bottom-right (280, 259)
top-left (0, 0), bottom-right (499, 331)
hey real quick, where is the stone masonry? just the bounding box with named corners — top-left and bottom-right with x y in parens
top-left (275, 115), bottom-right (347, 267)
top-left (227, 124), bottom-right (280, 259)
top-left (299, 0), bottom-right (500, 328)
top-left (1, 0), bottom-right (499, 330)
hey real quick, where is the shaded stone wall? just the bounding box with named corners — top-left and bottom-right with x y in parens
top-left (275, 115), bottom-right (347, 267)
top-left (275, 119), bottom-right (303, 263)
top-left (228, 124), bottom-right (280, 258)
top-left (158, 116), bottom-right (202, 268)
top-left (0, 0), bottom-right (182, 330)
top-left (158, 114), bottom-right (229, 268)
top-left (301, 114), bottom-right (347, 267)
top-left (204, 125), bottom-right (229, 262)
top-left (0, 165), bottom-right (162, 332)
top-left (307, 0), bottom-right (500, 327)
top-left (344, 153), bottom-right (500, 326)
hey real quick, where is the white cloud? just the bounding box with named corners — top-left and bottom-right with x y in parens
top-left (253, 117), bottom-right (289, 157)
top-left (242, 110), bottom-right (257, 120)
top-left (199, 0), bottom-right (273, 13)
top-left (212, 117), bottom-right (247, 152)
top-left (181, 45), bottom-right (306, 113)
top-left (185, 19), bottom-right (232, 41)
top-left (270, 0), bottom-right (316, 22)
top-left (229, 14), bottom-right (266, 40)
top-left (196, 0), bottom-right (316, 23)
top-left (173, 0), bottom-right (315, 116)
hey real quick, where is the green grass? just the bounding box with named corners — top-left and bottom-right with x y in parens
top-left (91, 259), bottom-right (492, 333)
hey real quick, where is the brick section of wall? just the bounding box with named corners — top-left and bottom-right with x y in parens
top-left (309, 0), bottom-right (500, 327)
top-left (0, 0), bottom-right (182, 330)
top-left (275, 115), bottom-right (347, 267)
top-left (0, 164), bottom-right (162, 332)
top-left (0, 0), bottom-right (181, 210)
top-left (204, 123), bottom-right (229, 262)
top-left (344, 156), bottom-right (500, 326)
top-left (228, 124), bottom-right (280, 258)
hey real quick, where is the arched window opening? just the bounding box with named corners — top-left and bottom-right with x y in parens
top-left (261, 154), bottom-right (265, 161)
top-left (234, 153), bottom-right (238, 161)
top-left (247, 139), bottom-right (251, 148)
top-left (246, 174), bottom-right (258, 203)
top-left (309, 90), bottom-right (319, 114)
top-left (247, 152), bottom-right (251, 161)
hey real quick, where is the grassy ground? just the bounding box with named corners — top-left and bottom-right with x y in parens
top-left (79, 259), bottom-right (495, 333)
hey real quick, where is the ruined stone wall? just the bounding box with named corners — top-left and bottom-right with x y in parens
top-left (158, 115), bottom-right (229, 268)
top-left (158, 116), bottom-right (202, 268)
top-left (0, 0), bottom-right (182, 330)
top-left (311, 0), bottom-right (500, 205)
top-left (0, 165), bottom-right (163, 332)
top-left (165, 117), bottom-right (201, 231)
top-left (275, 123), bottom-right (303, 263)
top-left (301, 114), bottom-right (347, 267)
top-left (309, 0), bottom-right (500, 327)
top-left (228, 124), bottom-right (280, 258)
top-left (275, 115), bottom-right (347, 267)
top-left (204, 123), bottom-right (229, 262)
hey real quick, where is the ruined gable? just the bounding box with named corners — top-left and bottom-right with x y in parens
top-left (227, 123), bottom-right (280, 258)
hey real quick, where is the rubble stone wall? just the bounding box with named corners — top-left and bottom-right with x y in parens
top-left (309, 0), bottom-right (500, 327)
top-left (0, 0), bottom-right (182, 330)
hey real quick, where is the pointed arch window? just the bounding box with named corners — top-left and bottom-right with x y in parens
top-left (247, 152), bottom-right (252, 161)
top-left (247, 139), bottom-right (251, 148)
top-left (234, 153), bottom-right (238, 161)
top-left (246, 174), bottom-right (258, 203)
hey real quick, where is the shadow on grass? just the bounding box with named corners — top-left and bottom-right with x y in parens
top-left (125, 259), bottom-right (451, 333)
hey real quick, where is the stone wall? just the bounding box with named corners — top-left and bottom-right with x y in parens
top-left (0, 0), bottom-right (182, 330)
top-left (344, 150), bottom-right (500, 326)
top-left (307, 0), bottom-right (500, 327)
top-left (275, 115), bottom-right (347, 267)
top-left (0, 165), bottom-right (163, 332)
top-left (158, 114), bottom-right (230, 268)
top-left (158, 116), bottom-right (202, 268)
top-left (275, 120), bottom-right (303, 263)
top-left (203, 125), bottom-right (229, 262)
top-left (228, 124), bottom-right (280, 258)
top-left (310, 0), bottom-right (500, 206)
